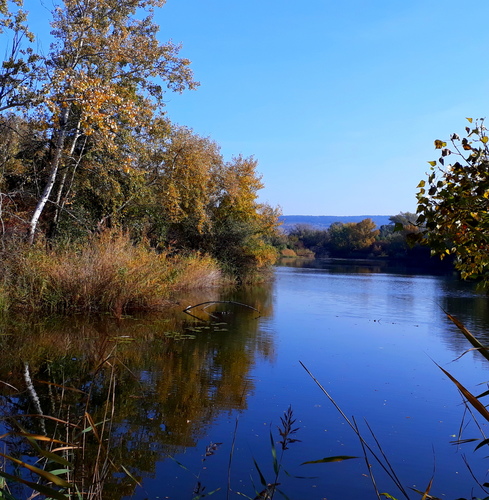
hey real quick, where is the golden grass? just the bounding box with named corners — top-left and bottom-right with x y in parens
top-left (280, 248), bottom-right (297, 257)
top-left (1, 230), bottom-right (225, 315)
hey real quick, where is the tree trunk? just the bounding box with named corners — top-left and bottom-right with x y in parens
top-left (28, 106), bottom-right (70, 244)
top-left (50, 123), bottom-right (84, 237)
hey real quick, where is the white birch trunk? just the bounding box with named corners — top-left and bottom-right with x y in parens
top-left (28, 106), bottom-right (70, 244)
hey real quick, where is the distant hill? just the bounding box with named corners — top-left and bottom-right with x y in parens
top-left (279, 215), bottom-right (393, 232)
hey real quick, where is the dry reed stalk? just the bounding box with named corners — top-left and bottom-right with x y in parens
top-left (1, 230), bottom-right (224, 314)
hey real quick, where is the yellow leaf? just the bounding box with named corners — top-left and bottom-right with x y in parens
top-left (466, 117), bottom-right (473, 123)
top-left (427, 160), bottom-right (437, 166)
top-left (482, 136), bottom-right (488, 144)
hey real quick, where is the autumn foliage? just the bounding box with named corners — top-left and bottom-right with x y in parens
top-left (0, 0), bottom-right (281, 291)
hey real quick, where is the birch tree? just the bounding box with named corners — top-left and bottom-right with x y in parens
top-left (27, 0), bottom-right (197, 243)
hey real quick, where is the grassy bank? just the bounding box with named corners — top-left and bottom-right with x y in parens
top-left (0, 231), bottom-right (226, 315)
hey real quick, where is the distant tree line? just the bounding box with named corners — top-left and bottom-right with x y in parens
top-left (274, 213), bottom-right (453, 268)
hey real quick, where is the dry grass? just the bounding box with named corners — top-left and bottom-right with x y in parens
top-left (1, 230), bottom-right (225, 315)
top-left (280, 248), bottom-right (298, 258)
top-left (294, 248), bottom-right (315, 258)
top-left (169, 252), bottom-right (225, 290)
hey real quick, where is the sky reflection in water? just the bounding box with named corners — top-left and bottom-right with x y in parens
top-left (1, 262), bottom-right (489, 499)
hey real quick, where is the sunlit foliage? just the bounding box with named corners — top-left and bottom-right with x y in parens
top-left (0, 0), bottom-right (280, 282)
top-left (281, 215), bottom-right (437, 264)
top-left (415, 118), bottom-right (489, 287)
top-left (327, 218), bottom-right (379, 256)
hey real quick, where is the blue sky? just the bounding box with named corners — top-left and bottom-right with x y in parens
top-left (24, 0), bottom-right (489, 215)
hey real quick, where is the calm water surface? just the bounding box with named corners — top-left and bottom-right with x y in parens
top-left (1, 261), bottom-right (489, 499)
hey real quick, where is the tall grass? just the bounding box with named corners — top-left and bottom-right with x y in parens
top-left (0, 346), bottom-right (139, 500)
top-left (0, 231), bottom-right (225, 315)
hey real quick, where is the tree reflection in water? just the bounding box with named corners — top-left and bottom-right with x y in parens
top-left (0, 285), bottom-right (275, 499)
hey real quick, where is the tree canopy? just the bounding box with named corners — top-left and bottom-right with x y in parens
top-left (327, 218), bottom-right (379, 256)
top-left (0, 0), bottom-right (281, 280)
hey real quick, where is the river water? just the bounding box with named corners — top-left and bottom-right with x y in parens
top-left (1, 260), bottom-right (489, 499)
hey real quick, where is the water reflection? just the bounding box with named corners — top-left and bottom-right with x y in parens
top-left (268, 263), bottom-right (489, 499)
top-left (278, 256), bottom-right (458, 277)
top-left (0, 286), bottom-right (275, 498)
top-left (2, 263), bottom-right (489, 499)
top-left (277, 256), bottom-right (389, 274)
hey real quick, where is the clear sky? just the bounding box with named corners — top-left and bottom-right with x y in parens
top-left (24, 0), bottom-right (489, 215)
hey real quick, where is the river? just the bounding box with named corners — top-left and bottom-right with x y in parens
top-left (1, 260), bottom-right (489, 500)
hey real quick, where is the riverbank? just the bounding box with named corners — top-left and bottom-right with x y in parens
top-left (277, 254), bottom-right (457, 276)
top-left (0, 231), bottom-right (228, 316)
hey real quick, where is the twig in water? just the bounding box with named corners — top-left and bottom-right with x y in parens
top-left (183, 301), bottom-right (261, 320)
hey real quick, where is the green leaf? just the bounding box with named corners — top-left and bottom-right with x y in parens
top-left (0, 476), bottom-right (17, 500)
top-left (417, 180), bottom-right (426, 188)
top-left (274, 487), bottom-right (291, 500)
top-left (81, 419), bottom-right (108, 435)
top-left (192, 487), bottom-right (221, 499)
top-left (21, 435), bottom-right (73, 467)
top-left (252, 457), bottom-right (268, 488)
top-left (301, 455), bottom-right (358, 465)
top-left (48, 468), bottom-right (71, 476)
top-left (0, 452), bottom-right (71, 487)
top-left (434, 140), bottom-right (447, 149)
top-left (165, 455), bottom-right (193, 474)
top-left (0, 470), bottom-right (69, 500)
top-left (37, 449), bottom-right (72, 467)
top-left (121, 465), bottom-right (142, 486)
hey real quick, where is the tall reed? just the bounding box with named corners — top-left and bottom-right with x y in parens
top-left (0, 344), bottom-right (138, 500)
top-left (0, 230), bottom-right (224, 315)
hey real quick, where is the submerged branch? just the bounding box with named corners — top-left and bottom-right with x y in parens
top-left (183, 301), bottom-right (261, 320)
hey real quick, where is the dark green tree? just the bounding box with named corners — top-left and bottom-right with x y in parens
top-left (415, 118), bottom-right (489, 286)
